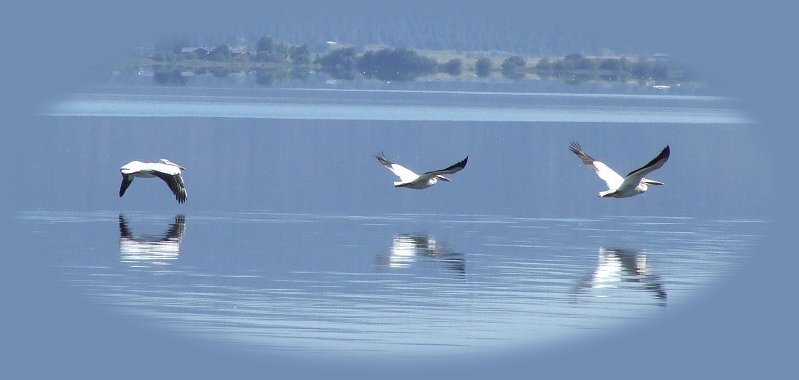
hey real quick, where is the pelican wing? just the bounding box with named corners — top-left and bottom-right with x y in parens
top-left (423, 156), bottom-right (468, 176)
top-left (151, 171), bottom-right (187, 203)
top-left (376, 153), bottom-right (420, 182)
top-left (569, 142), bottom-right (624, 190)
top-left (625, 145), bottom-right (670, 178)
top-left (119, 175), bottom-right (134, 197)
top-left (619, 145), bottom-right (670, 189)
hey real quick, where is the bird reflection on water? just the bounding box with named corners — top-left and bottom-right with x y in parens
top-left (29, 211), bottom-right (757, 355)
top-left (377, 233), bottom-right (465, 276)
top-left (118, 214), bottom-right (186, 267)
top-left (574, 247), bottom-right (667, 306)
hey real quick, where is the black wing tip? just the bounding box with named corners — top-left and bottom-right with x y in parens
top-left (569, 141), bottom-right (595, 165)
top-left (375, 151), bottom-right (393, 165)
top-left (652, 145), bottom-right (670, 162)
top-left (441, 156), bottom-right (469, 172)
top-left (569, 141), bottom-right (585, 155)
top-left (625, 144), bottom-right (671, 177)
top-left (119, 175), bottom-right (132, 198)
top-left (176, 191), bottom-right (186, 204)
top-left (176, 188), bottom-right (187, 204)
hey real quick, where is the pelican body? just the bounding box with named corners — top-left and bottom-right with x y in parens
top-left (569, 142), bottom-right (670, 198)
top-left (120, 159), bottom-right (187, 203)
top-left (376, 152), bottom-right (468, 189)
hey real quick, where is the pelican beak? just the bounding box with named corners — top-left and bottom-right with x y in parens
top-left (437, 175), bottom-right (451, 182)
top-left (643, 178), bottom-right (663, 185)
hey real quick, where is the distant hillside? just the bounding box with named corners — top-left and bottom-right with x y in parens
top-left (162, 3), bottom-right (612, 57)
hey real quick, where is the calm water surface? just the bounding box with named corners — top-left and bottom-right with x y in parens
top-left (21, 211), bottom-right (762, 355)
top-left (20, 84), bottom-right (767, 357)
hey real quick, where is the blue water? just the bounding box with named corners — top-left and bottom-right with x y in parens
top-left (25, 87), bottom-right (762, 218)
top-left (16, 84), bottom-right (767, 357)
top-left (46, 89), bottom-right (747, 124)
top-left (21, 211), bottom-right (762, 355)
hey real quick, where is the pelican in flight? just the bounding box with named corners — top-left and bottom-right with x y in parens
top-left (119, 159), bottom-right (187, 203)
top-left (376, 152), bottom-right (468, 189)
top-left (569, 142), bottom-right (670, 198)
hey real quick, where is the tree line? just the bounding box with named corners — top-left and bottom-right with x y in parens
top-left (146, 36), bottom-right (690, 86)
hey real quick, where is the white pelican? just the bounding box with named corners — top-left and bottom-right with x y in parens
top-left (376, 152), bottom-right (468, 189)
top-left (569, 142), bottom-right (670, 198)
top-left (119, 159), bottom-right (187, 203)
top-left (119, 214), bottom-right (185, 267)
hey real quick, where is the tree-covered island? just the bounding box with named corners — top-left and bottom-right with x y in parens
top-left (126, 36), bottom-right (693, 87)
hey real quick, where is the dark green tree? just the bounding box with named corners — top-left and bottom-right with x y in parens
top-left (598, 58), bottom-right (624, 72)
top-left (357, 48), bottom-right (436, 81)
top-left (475, 57), bottom-right (492, 77)
top-left (256, 36), bottom-right (275, 53)
top-left (440, 58), bottom-right (462, 76)
top-left (255, 36), bottom-right (290, 63)
top-left (557, 53), bottom-right (594, 72)
top-left (631, 58), bottom-right (653, 80)
top-left (535, 57), bottom-right (552, 71)
top-left (501, 55), bottom-right (526, 80)
top-left (208, 44), bottom-right (231, 61)
top-left (290, 44), bottom-right (312, 65)
top-left (534, 58), bottom-right (553, 79)
top-left (319, 47), bottom-right (358, 80)
top-left (597, 57), bottom-right (630, 81)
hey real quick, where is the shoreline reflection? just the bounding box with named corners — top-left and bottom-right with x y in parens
top-left (377, 233), bottom-right (465, 276)
top-left (574, 247), bottom-right (666, 306)
top-left (118, 214), bottom-right (186, 267)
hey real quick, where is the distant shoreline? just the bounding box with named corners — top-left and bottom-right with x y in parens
top-left (119, 38), bottom-right (695, 88)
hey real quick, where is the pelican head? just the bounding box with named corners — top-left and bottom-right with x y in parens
top-left (120, 161), bottom-right (142, 175)
top-left (160, 159), bottom-right (186, 170)
top-left (436, 175), bottom-right (451, 182)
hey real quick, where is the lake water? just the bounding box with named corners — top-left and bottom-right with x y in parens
top-left (16, 82), bottom-right (767, 358)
